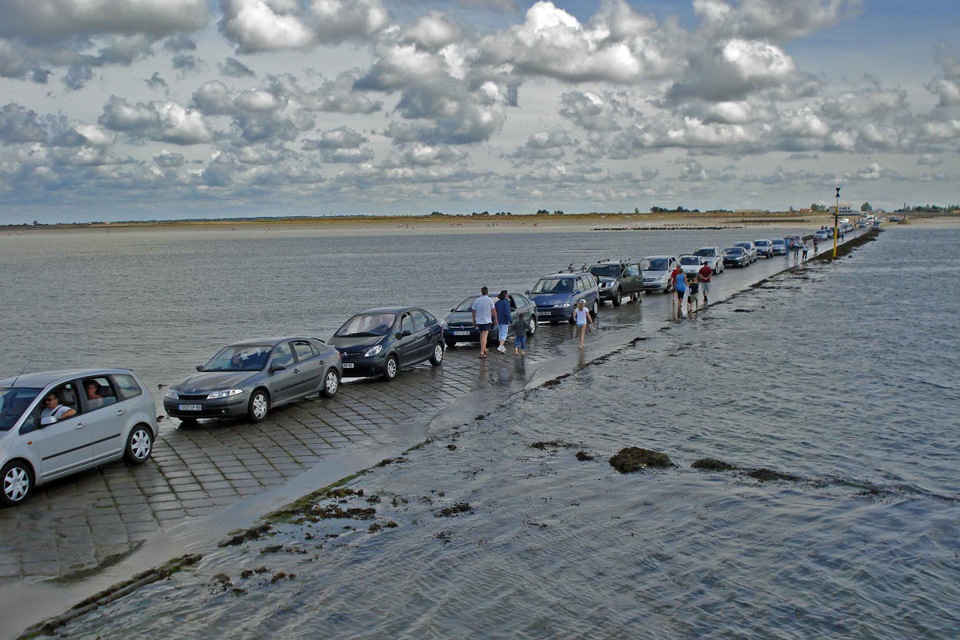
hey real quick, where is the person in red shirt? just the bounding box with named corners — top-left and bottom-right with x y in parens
top-left (698, 263), bottom-right (713, 305)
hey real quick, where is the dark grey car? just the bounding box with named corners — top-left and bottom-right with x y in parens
top-left (163, 337), bottom-right (342, 424)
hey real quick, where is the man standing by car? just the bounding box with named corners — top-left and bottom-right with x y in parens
top-left (471, 286), bottom-right (497, 359)
top-left (698, 262), bottom-right (713, 306)
top-left (494, 290), bottom-right (512, 354)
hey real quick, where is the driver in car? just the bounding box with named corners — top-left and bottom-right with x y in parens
top-left (41, 392), bottom-right (76, 422)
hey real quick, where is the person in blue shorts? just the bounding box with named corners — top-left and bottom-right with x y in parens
top-left (573, 299), bottom-right (593, 350)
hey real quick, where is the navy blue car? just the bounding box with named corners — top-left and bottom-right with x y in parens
top-left (527, 271), bottom-right (600, 324)
top-left (443, 292), bottom-right (538, 348)
top-left (329, 307), bottom-right (444, 381)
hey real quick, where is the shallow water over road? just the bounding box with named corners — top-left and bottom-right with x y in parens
top-left (46, 227), bottom-right (960, 639)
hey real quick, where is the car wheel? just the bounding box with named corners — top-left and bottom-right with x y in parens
top-left (123, 424), bottom-right (154, 465)
top-left (526, 316), bottom-right (537, 336)
top-left (1, 460), bottom-right (33, 507)
top-left (612, 289), bottom-right (622, 307)
top-left (383, 354), bottom-right (399, 381)
top-left (591, 300), bottom-right (599, 316)
top-left (429, 343), bottom-right (444, 366)
top-left (445, 338), bottom-right (457, 349)
top-left (247, 389), bottom-right (270, 422)
top-left (321, 368), bottom-right (340, 398)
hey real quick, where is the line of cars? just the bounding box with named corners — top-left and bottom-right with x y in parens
top-left (0, 232), bottom-right (811, 506)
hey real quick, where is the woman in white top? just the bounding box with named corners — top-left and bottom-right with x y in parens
top-left (573, 299), bottom-right (593, 350)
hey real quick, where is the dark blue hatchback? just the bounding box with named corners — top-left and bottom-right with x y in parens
top-left (527, 271), bottom-right (600, 323)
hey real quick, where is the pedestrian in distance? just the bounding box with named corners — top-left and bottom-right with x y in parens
top-left (687, 275), bottom-right (700, 314)
top-left (813, 236), bottom-right (819, 255)
top-left (801, 241), bottom-right (809, 262)
top-left (573, 299), bottom-right (593, 350)
top-left (471, 286), bottom-right (497, 359)
top-left (513, 311), bottom-right (527, 355)
top-left (494, 290), bottom-right (512, 354)
top-left (673, 269), bottom-right (688, 317)
top-left (697, 262), bottom-right (713, 305)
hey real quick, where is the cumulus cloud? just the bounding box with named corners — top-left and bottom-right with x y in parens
top-left (0, 0), bottom-right (208, 41)
top-left (506, 129), bottom-right (574, 161)
top-left (220, 57), bottom-right (256, 78)
top-left (219, 0), bottom-right (387, 53)
top-left (154, 149), bottom-right (185, 168)
top-left (404, 12), bottom-right (462, 50)
top-left (667, 38), bottom-right (797, 102)
top-left (559, 91), bottom-right (633, 131)
top-left (302, 126), bottom-right (367, 150)
top-left (478, 0), bottom-right (675, 83)
top-left (926, 44), bottom-right (960, 107)
top-left (693, 0), bottom-right (861, 42)
top-left (99, 96), bottom-right (214, 144)
top-left (172, 54), bottom-right (202, 73)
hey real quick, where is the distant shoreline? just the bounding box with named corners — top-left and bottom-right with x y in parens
top-left (3, 211), bottom-right (956, 236)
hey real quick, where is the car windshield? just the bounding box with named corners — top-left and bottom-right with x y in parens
top-left (735, 242), bottom-right (751, 249)
top-left (755, 241), bottom-right (769, 246)
top-left (680, 256), bottom-right (700, 265)
top-left (335, 313), bottom-right (397, 337)
top-left (589, 265), bottom-right (620, 279)
top-left (204, 345), bottom-right (272, 372)
top-left (0, 387), bottom-right (42, 431)
top-left (641, 258), bottom-right (669, 271)
top-left (454, 297), bottom-right (479, 312)
top-left (772, 239), bottom-right (785, 245)
top-left (694, 249), bottom-right (715, 257)
top-left (725, 247), bottom-right (744, 254)
top-left (532, 278), bottom-right (572, 294)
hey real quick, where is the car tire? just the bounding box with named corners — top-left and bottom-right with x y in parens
top-left (429, 343), bottom-right (444, 366)
top-left (320, 368), bottom-right (340, 398)
top-left (1, 460), bottom-right (34, 507)
top-left (247, 389), bottom-right (270, 423)
top-left (445, 338), bottom-right (457, 349)
top-left (612, 289), bottom-right (622, 307)
top-left (383, 354), bottom-right (399, 381)
top-left (591, 300), bottom-right (599, 316)
top-left (526, 316), bottom-right (537, 336)
top-left (123, 424), bottom-right (154, 465)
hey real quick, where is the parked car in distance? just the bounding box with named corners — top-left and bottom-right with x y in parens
top-left (770, 238), bottom-right (788, 255)
top-left (815, 228), bottom-right (833, 241)
top-left (1, 369), bottom-right (158, 506)
top-left (527, 270), bottom-right (600, 323)
top-left (723, 246), bottom-right (750, 268)
top-left (733, 241), bottom-right (758, 263)
top-left (692, 247), bottom-right (725, 273)
top-left (165, 337), bottom-right (342, 425)
top-left (641, 256), bottom-right (679, 293)
top-left (588, 259), bottom-right (644, 306)
top-left (753, 239), bottom-right (774, 258)
top-left (444, 292), bottom-right (538, 348)
top-left (679, 254), bottom-right (705, 275)
top-left (329, 307), bottom-right (444, 381)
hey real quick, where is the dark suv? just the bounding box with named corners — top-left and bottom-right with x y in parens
top-left (527, 269), bottom-right (600, 323)
top-left (588, 260), bottom-right (644, 306)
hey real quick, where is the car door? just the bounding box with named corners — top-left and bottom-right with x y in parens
top-left (27, 382), bottom-right (93, 481)
top-left (290, 340), bottom-right (325, 397)
top-left (622, 263), bottom-right (642, 295)
top-left (81, 375), bottom-right (127, 463)
top-left (409, 311), bottom-right (433, 362)
top-left (266, 342), bottom-right (299, 404)
top-left (394, 313), bottom-right (418, 365)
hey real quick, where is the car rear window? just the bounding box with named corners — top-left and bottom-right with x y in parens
top-left (113, 374), bottom-right (143, 400)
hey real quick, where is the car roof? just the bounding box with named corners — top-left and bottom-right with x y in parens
top-left (0, 368), bottom-right (137, 388)
top-left (228, 337), bottom-right (317, 347)
top-left (538, 272), bottom-right (582, 279)
top-left (642, 255), bottom-right (675, 260)
top-left (353, 307), bottom-right (421, 315)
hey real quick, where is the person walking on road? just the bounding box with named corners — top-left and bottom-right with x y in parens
top-left (494, 290), bottom-right (512, 354)
top-left (513, 311), bottom-right (528, 355)
top-left (697, 262), bottom-right (713, 305)
top-left (813, 236), bottom-right (819, 255)
top-left (674, 269), bottom-right (688, 317)
top-left (801, 241), bottom-right (809, 262)
top-left (687, 275), bottom-right (699, 315)
top-left (574, 299), bottom-right (593, 350)
top-left (471, 286), bottom-right (497, 359)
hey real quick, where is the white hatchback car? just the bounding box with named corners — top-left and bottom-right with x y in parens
top-left (0, 369), bottom-right (159, 506)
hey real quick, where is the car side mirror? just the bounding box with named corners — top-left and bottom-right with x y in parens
top-left (525, 290), bottom-right (531, 295)
top-left (195, 365), bottom-right (204, 372)
top-left (270, 364), bottom-right (287, 373)
top-left (398, 330), bottom-right (412, 338)
top-left (40, 416), bottom-right (57, 426)
top-left (450, 308), bottom-right (456, 312)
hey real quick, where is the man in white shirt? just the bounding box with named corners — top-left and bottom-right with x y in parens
top-left (471, 286), bottom-right (498, 359)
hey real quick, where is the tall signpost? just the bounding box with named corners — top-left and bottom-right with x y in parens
top-left (834, 186), bottom-right (841, 258)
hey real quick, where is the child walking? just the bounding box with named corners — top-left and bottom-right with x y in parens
top-left (513, 311), bottom-right (528, 355)
top-left (574, 299), bottom-right (593, 350)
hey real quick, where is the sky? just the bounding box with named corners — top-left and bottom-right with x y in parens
top-left (0, 0), bottom-right (957, 223)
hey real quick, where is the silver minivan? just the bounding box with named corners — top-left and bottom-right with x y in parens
top-left (0, 369), bottom-right (159, 506)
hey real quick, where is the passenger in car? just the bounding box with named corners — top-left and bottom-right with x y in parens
top-left (85, 381), bottom-right (105, 410)
top-left (41, 392), bottom-right (76, 422)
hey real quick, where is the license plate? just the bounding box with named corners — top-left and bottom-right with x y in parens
top-left (453, 331), bottom-right (471, 336)
top-left (178, 404), bottom-right (202, 411)
top-left (342, 362), bottom-right (355, 369)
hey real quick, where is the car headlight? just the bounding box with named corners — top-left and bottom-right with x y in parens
top-left (562, 302), bottom-right (572, 308)
top-left (364, 345), bottom-right (384, 358)
top-left (165, 389), bottom-right (179, 400)
top-left (207, 389), bottom-right (243, 400)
